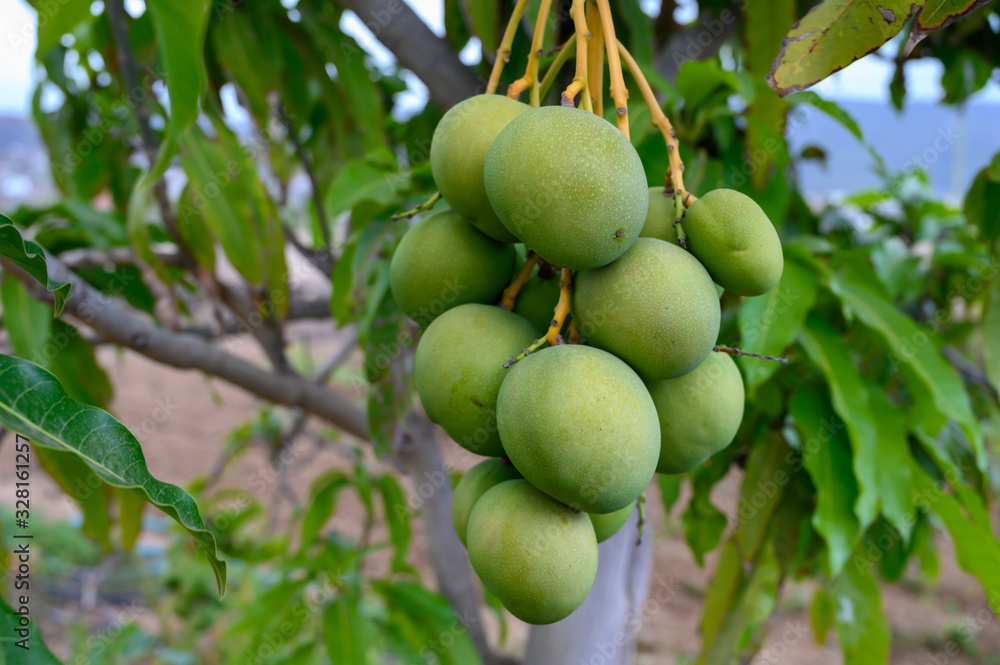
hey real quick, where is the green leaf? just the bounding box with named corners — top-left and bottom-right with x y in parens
top-left (811, 587), bottom-right (835, 645)
top-left (676, 60), bottom-right (740, 118)
top-left (828, 272), bottom-right (984, 469)
top-left (787, 91), bottom-right (884, 167)
top-left (34, 447), bottom-right (112, 550)
top-left (683, 486), bottom-right (728, 566)
top-left (964, 152), bottom-right (1000, 240)
top-left (462, 0), bottom-right (498, 51)
top-left (0, 275), bottom-right (52, 363)
top-left (36, 0), bottom-right (92, 55)
top-left (46, 320), bottom-right (114, 409)
top-left (904, 0), bottom-right (994, 53)
top-left (799, 314), bottom-right (915, 538)
top-left (324, 594), bottom-right (372, 665)
top-left (0, 215), bottom-right (72, 315)
top-left (139, 0), bottom-right (212, 189)
top-left (737, 256), bottom-right (817, 393)
top-left (658, 474), bottom-right (682, 514)
top-left (301, 471), bottom-right (350, 549)
top-left (768, 0), bottom-right (921, 97)
top-left (117, 488), bottom-right (146, 552)
top-left (734, 434), bottom-right (792, 559)
top-left (324, 155), bottom-right (399, 220)
top-left (789, 386), bottom-right (860, 576)
top-left (984, 275), bottom-right (1000, 396)
top-left (832, 560), bottom-right (890, 665)
top-left (378, 474), bottom-right (412, 572)
top-left (376, 582), bottom-right (483, 665)
top-left (0, 594), bottom-right (63, 663)
top-left (0, 355), bottom-right (227, 597)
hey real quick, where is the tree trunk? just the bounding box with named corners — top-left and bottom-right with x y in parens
top-left (524, 506), bottom-right (656, 665)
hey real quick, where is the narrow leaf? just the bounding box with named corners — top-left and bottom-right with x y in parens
top-left (324, 594), bottom-right (371, 665)
top-left (904, 0), bottom-right (994, 54)
top-left (378, 474), bottom-right (412, 572)
top-left (0, 594), bottom-right (63, 663)
top-left (0, 355), bottom-right (227, 596)
top-left (0, 215), bottom-right (71, 315)
top-left (832, 560), bottom-right (890, 665)
top-left (985, 275), bottom-right (1000, 395)
top-left (36, 0), bottom-right (92, 55)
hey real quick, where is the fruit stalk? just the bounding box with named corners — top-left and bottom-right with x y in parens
top-left (586, 1), bottom-right (604, 116)
top-left (615, 40), bottom-right (697, 207)
top-left (391, 191), bottom-right (442, 220)
top-left (502, 268), bottom-right (573, 368)
top-left (561, 0), bottom-right (591, 111)
top-left (596, 0), bottom-right (629, 138)
top-left (635, 491), bottom-right (645, 546)
top-left (538, 34), bottom-right (577, 98)
top-left (486, 0), bottom-right (531, 94)
top-left (499, 252), bottom-right (540, 310)
top-left (713, 344), bottom-right (788, 363)
top-left (507, 0), bottom-right (555, 105)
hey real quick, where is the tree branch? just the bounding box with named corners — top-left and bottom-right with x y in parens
top-left (334, 0), bottom-right (482, 108)
top-left (0, 255), bottom-right (369, 440)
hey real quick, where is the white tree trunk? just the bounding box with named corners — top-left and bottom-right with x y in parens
top-left (524, 507), bottom-right (655, 665)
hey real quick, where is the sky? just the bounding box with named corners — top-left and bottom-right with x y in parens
top-left (0, 0), bottom-right (998, 118)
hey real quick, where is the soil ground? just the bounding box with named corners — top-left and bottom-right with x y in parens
top-left (2, 323), bottom-right (998, 664)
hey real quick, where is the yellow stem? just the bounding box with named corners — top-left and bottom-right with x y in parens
top-left (545, 268), bottom-right (573, 346)
top-left (595, 0), bottom-right (628, 138)
top-left (538, 34), bottom-right (577, 99)
top-left (616, 40), bottom-right (696, 205)
top-left (487, 0), bottom-right (530, 95)
top-left (586, 1), bottom-right (604, 116)
top-left (507, 0), bottom-right (554, 105)
top-left (499, 252), bottom-right (539, 310)
top-left (561, 0), bottom-right (590, 110)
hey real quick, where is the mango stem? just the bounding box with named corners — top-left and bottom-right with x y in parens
top-left (499, 252), bottom-right (540, 310)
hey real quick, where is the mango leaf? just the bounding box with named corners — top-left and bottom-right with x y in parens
top-left (35, 447), bottom-right (113, 550)
top-left (811, 587), bottom-right (835, 645)
top-left (799, 314), bottom-right (912, 540)
top-left (0, 595), bottom-right (63, 663)
top-left (767, 0), bottom-right (921, 97)
top-left (658, 474), bottom-right (682, 514)
top-left (831, 560), bottom-right (890, 665)
top-left (375, 582), bottom-right (483, 665)
top-left (734, 434), bottom-right (793, 559)
top-left (828, 272), bottom-right (984, 469)
top-left (789, 386), bottom-right (860, 576)
top-left (47, 320), bottom-right (114, 409)
top-left (324, 154), bottom-right (400, 220)
top-left (462, 0), bottom-right (498, 51)
top-left (35, 0), bottom-right (92, 56)
top-left (324, 593), bottom-right (373, 665)
top-left (737, 257), bottom-right (817, 393)
top-left (138, 0), bottom-right (212, 189)
top-left (301, 471), bottom-right (351, 549)
top-left (984, 275), bottom-right (1000, 396)
top-left (904, 0), bottom-right (994, 54)
top-left (0, 355), bottom-right (227, 597)
top-left (964, 152), bottom-right (1000, 240)
top-left (787, 91), bottom-right (884, 168)
top-left (117, 488), bottom-right (147, 552)
top-left (0, 215), bottom-right (71, 315)
top-left (683, 486), bottom-right (728, 566)
top-left (0, 275), bottom-right (52, 364)
top-left (378, 474), bottom-right (412, 573)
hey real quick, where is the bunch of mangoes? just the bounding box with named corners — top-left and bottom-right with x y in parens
top-left (389, 94), bottom-right (783, 625)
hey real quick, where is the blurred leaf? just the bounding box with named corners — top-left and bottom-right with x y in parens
top-left (790, 386), bottom-right (860, 576)
top-left (811, 587), bottom-right (835, 645)
top-left (176, 183), bottom-right (218, 270)
top-left (0, 594), bottom-right (63, 663)
top-left (47, 320), bottom-right (113, 408)
top-left (829, 272), bottom-right (984, 469)
top-left (799, 315), bottom-right (914, 538)
top-left (964, 152), bottom-right (1000, 240)
top-left (301, 471), bottom-right (351, 549)
top-left (117, 487), bottom-right (146, 552)
top-left (376, 582), bottom-right (483, 665)
top-left (378, 474), bottom-right (412, 573)
top-left (832, 559), bottom-right (889, 665)
top-left (767, 0), bottom-right (917, 97)
top-left (904, 0), bottom-right (994, 54)
top-left (734, 434), bottom-right (792, 559)
top-left (677, 60), bottom-right (739, 121)
top-left (36, 0), bottom-right (92, 55)
top-left (139, 0), bottom-right (212, 188)
top-left (787, 91), bottom-right (884, 168)
top-left (1, 275), bottom-right (52, 363)
top-left (940, 49), bottom-right (993, 103)
top-left (0, 355), bottom-right (227, 597)
top-left (324, 593), bottom-right (372, 665)
top-left (658, 474), bottom-right (682, 514)
top-left (325, 153), bottom-right (400, 220)
top-left (35, 447), bottom-right (112, 550)
top-left (984, 276), bottom-right (1000, 396)
top-left (738, 257), bottom-right (817, 394)
top-left (683, 484), bottom-right (728, 566)
top-left (0, 215), bottom-right (72, 315)
top-left (461, 0), bottom-right (498, 53)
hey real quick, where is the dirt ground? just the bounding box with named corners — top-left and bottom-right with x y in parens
top-left (3, 322), bottom-right (999, 664)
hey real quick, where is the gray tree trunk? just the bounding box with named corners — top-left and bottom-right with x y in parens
top-left (524, 507), bottom-right (656, 665)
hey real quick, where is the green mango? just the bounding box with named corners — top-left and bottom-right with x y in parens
top-left (497, 344), bottom-right (659, 513)
top-left (513, 273), bottom-right (561, 333)
top-left (451, 458), bottom-right (523, 546)
top-left (430, 94), bottom-right (529, 242)
top-left (573, 238), bottom-right (720, 379)
top-left (484, 106), bottom-right (648, 270)
top-left (415, 304), bottom-right (538, 456)
top-left (390, 209), bottom-right (515, 326)
top-left (589, 501), bottom-right (635, 543)
top-left (640, 187), bottom-right (680, 244)
top-left (683, 188), bottom-right (783, 296)
top-left (467, 479), bottom-right (597, 625)
top-left (645, 351), bottom-right (745, 474)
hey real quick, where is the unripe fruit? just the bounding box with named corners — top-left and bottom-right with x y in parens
top-left (451, 458), bottom-right (523, 546)
top-left (497, 345), bottom-right (659, 513)
top-left (513, 275), bottom-right (561, 333)
top-left (484, 106), bottom-right (648, 270)
top-left (430, 94), bottom-right (529, 242)
top-left (683, 188), bottom-right (783, 296)
top-left (589, 501), bottom-right (635, 543)
top-left (645, 351), bottom-right (745, 474)
top-left (415, 304), bottom-right (538, 456)
top-left (640, 187), bottom-right (679, 244)
top-left (390, 210), bottom-right (515, 326)
top-left (467, 479), bottom-right (597, 624)
top-left (573, 238), bottom-right (720, 379)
